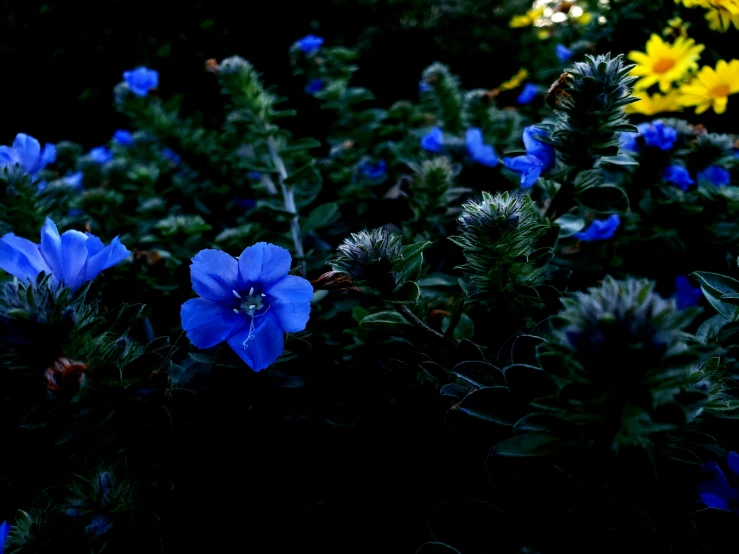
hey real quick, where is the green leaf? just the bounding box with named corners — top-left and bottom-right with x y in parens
top-left (491, 433), bottom-right (563, 457)
top-left (453, 386), bottom-right (518, 426)
top-left (554, 213), bottom-right (585, 238)
top-left (452, 361), bottom-right (504, 388)
top-left (302, 202), bottom-right (340, 233)
top-left (691, 272), bottom-right (739, 320)
top-left (576, 185), bottom-right (630, 213)
top-left (416, 543), bottom-right (462, 554)
top-left (387, 281), bottom-right (421, 305)
top-left (442, 312), bottom-right (474, 340)
top-left (599, 153), bottom-right (639, 168)
top-left (417, 273), bottom-right (459, 288)
top-left (359, 311), bottom-right (414, 330)
top-left (397, 241), bottom-right (432, 281)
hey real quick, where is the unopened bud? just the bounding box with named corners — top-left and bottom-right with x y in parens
top-left (205, 58), bottom-right (220, 73)
top-left (46, 357), bottom-right (87, 397)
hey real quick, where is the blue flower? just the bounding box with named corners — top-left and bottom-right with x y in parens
top-left (295, 34), bottom-right (324, 54)
top-left (236, 197), bottom-right (256, 210)
top-left (574, 214), bottom-right (621, 241)
top-left (0, 520), bottom-right (10, 553)
top-left (556, 43), bottom-right (573, 63)
top-left (674, 275), bottom-right (701, 309)
top-left (697, 452), bottom-right (739, 511)
top-left (0, 133), bottom-right (56, 176)
top-left (248, 171), bottom-right (261, 180)
top-left (113, 130), bottom-right (134, 146)
top-left (465, 128), bottom-right (499, 167)
top-left (619, 123), bottom-right (650, 152)
top-left (88, 147), bottom-right (113, 165)
top-left (305, 79), bottom-right (324, 95)
top-left (421, 127), bottom-right (444, 153)
top-left (359, 159), bottom-right (387, 179)
top-left (162, 147), bottom-right (181, 165)
top-left (502, 126), bottom-right (556, 188)
top-left (641, 121), bottom-right (678, 151)
top-left (0, 218), bottom-right (130, 291)
top-left (419, 81), bottom-right (432, 93)
top-left (516, 83), bottom-right (539, 105)
top-left (698, 165), bottom-right (731, 187)
top-left (63, 172), bottom-right (84, 191)
top-left (663, 165), bottom-right (694, 191)
top-left (85, 516), bottom-right (112, 539)
top-left (181, 243), bottom-right (313, 371)
top-left (123, 67), bottom-right (159, 97)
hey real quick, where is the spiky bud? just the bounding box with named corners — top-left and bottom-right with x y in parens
top-left (421, 63), bottom-right (465, 134)
top-left (535, 277), bottom-right (715, 454)
top-left (330, 228), bottom-right (404, 292)
top-left (545, 53), bottom-right (638, 168)
top-left (407, 157), bottom-right (461, 223)
top-left (450, 191), bottom-right (552, 307)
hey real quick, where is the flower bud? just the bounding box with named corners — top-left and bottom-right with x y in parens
top-left (46, 357), bottom-right (87, 397)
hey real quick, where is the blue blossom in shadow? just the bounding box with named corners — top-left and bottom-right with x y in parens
top-left (295, 35), bottom-right (324, 53)
top-left (113, 130), bottom-right (134, 146)
top-left (697, 452), bottom-right (739, 511)
top-left (465, 128), bottom-right (499, 167)
top-left (88, 147), bottom-right (113, 165)
top-left (0, 133), bottom-right (56, 176)
top-left (421, 127), bottom-right (444, 153)
top-left (663, 165), bottom-right (694, 191)
top-left (516, 83), bottom-right (539, 105)
top-left (63, 172), bottom-right (84, 191)
top-left (642, 121), bottom-right (678, 151)
top-left (162, 147), bottom-right (181, 165)
top-left (574, 214), bottom-right (620, 241)
top-left (0, 218), bottom-right (129, 291)
top-left (181, 243), bottom-right (313, 371)
top-left (419, 80), bottom-right (432, 93)
top-left (556, 43), bottom-right (573, 63)
top-left (305, 79), bottom-right (324, 95)
top-left (674, 275), bottom-right (702, 309)
top-left (360, 159), bottom-right (387, 179)
top-left (85, 516), bottom-right (112, 539)
top-left (123, 67), bottom-right (159, 97)
top-left (502, 126), bottom-right (555, 187)
top-left (0, 520), bottom-right (10, 554)
top-left (698, 165), bottom-right (731, 187)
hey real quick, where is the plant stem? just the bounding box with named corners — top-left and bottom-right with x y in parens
top-left (267, 136), bottom-right (305, 275)
top-left (395, 305), bottom-right (447, 342)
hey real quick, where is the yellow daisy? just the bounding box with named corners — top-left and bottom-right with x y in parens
top-left (627, 34), bottom-right (705, 93)
top-left (679, 59), bottom-right (739, 114)
top-left (663, 17), bottom-right (690, 38)
top-left (499, 68), bottom-right (529, 91)
top-left (509, 7), bottom-right (545, 28)
top-left (624, 90), bottom-right (684, 115)
top-left (704, 0), bottom-right (739, 32)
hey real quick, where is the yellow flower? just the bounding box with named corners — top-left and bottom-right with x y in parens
top-left (673, 0), bottom-right (708, 6)
top-left (509, 7), bottom-right (545, 28)
top-left (500, 68), bottom-right (529, 91)
top-left (571, 10), bottom-right (593, 25)
top-left (704, 0), bottom-right (739, 32)
top-left (663, 17), bottom-right (690, 38)
top-left (624, 90), bottom-right (684, 115)
top-left (627, 34), bottom-right (705, 93)
top-left (679, 59), bottom-right (739, 114)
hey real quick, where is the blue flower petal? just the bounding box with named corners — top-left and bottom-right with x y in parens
top-left (181, 298), bottom-right (246, 348)
top-left (0, 520), bottom-right (10, 551)
top-left (83, 236), bottom-right (130, 282)
top-left (0, 146), bottom-right (19, 167)
top-left (0, 233), bottom-right (50, 282)
top-left (41, 143), bottom-right (56, 167)
top-left (237, 242), bottom-right (292, 288)
top-left (699, 492), bottom-right (730, 511)
top-left (265, 275), bottom-right (313, 332)
top-left (697, 461), bottom-right (739, 501)
top-left (59, 230), bottom-right (90, 290)
top-left (727, 451), bottom-right (739, 477)
top-left (39, 218), bottom-right (64, 276)
top-left (421, 127), bottom-right (444, 153)
top-left (227, 310), bottom-right (285, 371)
top-left (190, 249), bottom-right (240, 304)
top-left (13, 133), bottom-right (41, 174)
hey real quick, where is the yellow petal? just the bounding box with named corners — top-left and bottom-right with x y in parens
top-left (713, 95), bottom-right (729, 114)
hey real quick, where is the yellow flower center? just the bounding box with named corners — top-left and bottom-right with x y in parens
top-left (712, 85), bottom-right (730, 98)
top-left (653, 58), bottom-right (676, 74)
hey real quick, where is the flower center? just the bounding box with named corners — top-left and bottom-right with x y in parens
top-left (712, 84), bottom-right (730, 98)
top-left (653, 58), bottom-right (676, 74)
top-left (232, 287), bottom-right (268, 316)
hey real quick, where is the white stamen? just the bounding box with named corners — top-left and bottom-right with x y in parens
top-left (232, 290), bottom-right (241, 298)
top-left (233, 309), bottom-right (239, 313)
top-left (249, 287), bottom-right (254, 296)
top-left (261, 293), bottom-right (266, 297)
top-left (249, 304), bottom-right (256, 310)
